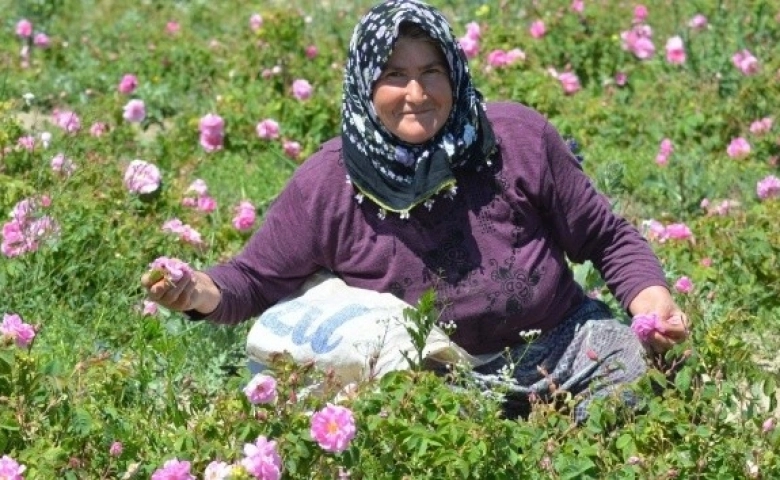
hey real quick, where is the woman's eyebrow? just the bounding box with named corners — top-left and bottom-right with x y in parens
top-left (383, 60), bottom-right (446, 71)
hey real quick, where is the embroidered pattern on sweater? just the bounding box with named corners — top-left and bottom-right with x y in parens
top-left (389, 277), bottom-right (413, 299)
top-left (485, 256), bottom-right (544, 316)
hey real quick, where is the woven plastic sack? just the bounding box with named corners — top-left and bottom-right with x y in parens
top-left (246, 271), bottom-right (476, 384)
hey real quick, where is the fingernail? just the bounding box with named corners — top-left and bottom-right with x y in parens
top-left (668, 317), bottom-right (682, 326)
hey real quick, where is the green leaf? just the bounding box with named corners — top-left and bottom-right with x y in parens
top-left (556, 457), bottom-right (597, 480)
top-left (69, 408), bottom-right (93, 436)
top-left (675, 367), bottom-right (692, 392)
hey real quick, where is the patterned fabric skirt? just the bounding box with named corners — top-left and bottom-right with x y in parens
top-left (458, 298), bottom-right (648, 422)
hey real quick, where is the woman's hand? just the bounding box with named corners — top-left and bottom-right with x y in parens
top-left (628, 285), bottom-right (689, 354)
top-left (141, 269), bottom-right (221, 315)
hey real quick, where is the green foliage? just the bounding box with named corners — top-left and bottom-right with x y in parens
top-left (0, 0), bottom-right (779, 478)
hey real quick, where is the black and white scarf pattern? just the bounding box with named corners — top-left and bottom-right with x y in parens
top-left (341, 0), bottom-right (496, 215)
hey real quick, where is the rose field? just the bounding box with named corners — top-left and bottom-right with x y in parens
top-left (1, 0), bottom-right (779, 478)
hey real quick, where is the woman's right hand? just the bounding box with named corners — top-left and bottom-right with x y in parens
top-left (141, 269), bottom-right (221, 314)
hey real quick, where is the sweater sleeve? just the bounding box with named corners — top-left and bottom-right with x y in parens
top-left (201, 173), bottom-right (323, 325)
top-left (538, 121), bottom-right (668, 310)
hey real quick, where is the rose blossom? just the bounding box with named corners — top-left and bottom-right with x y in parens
top-left (291, 79), bottom-right (313, 100)
top-left (529, 20), bottom-right (546, 38)
top-left (756, 175), bottom-right (780, 200)
top-left (0, 455), bottom-right (26, 479)
top-left (16, 19), bottom-right (33, 38)
top-left (52, 109), bottom-right (81, 133)
top-left (249, 14), bottom-right (263, 32)
top-left (33, 33), bottom-right (50, 48)
top-left (148, 256), bottom-right (192, 282)
top-left (726, 137), bottom-right (751, 159)
top-left (243, 373), bottom-right (278, 404)
top-left (465, 22), bottom-right (481, 39)
top-left (674, 276), bottom-right (693, 294)
top-left (633, 5), bottom-right (648, 23)
top-left (310, 404), bottom-right (357, 453)
top-left (118, 74), bottom-right (138, 94)
top-left (123, 159), bottom-right (161, 194)
top-left (283, 140), bottom-right (302, 160)
top-left (305, 45), bottom-right (318, 59)
top-left (203, 461), bottom-right (232, 480)
top-left (241, 436), bottom-right (282, 480)
top-left (749, 117), bottom-right (773, 135)
top-left (199, 113), bottom-right (225, 152)
top-left (151, 458), bottom-right (195, 480)
top-left (558, 71), bottom-right (581, 95)
top-left (166, 21), bottom-right (180, 35)
top-left (1, 313), bottom-right (36, 348)
top-left (109, 441), bottom-right (123, 457)
top-left (665, 36), bottom-right (686, 64)
top-left (688, 14), bottom-right (708, 30)
top-left (256, 119), bottom-right (280, 140)
top-left (51, 153), bottom-right (76, 176)
top-left (631, 313), bottom-right (665, 343)
top-left (232, 201), bottom-right (257, 231)
top-left (90, 122), bottom-right (108, 137)
top-left (732, 49), bottom-right (759, 75)
top-left (458, 35), bottom-right (479, 58)
top-left (122, 99), bottom-right (146, 123)
top-left (621, 24), bottom-right (655, 59)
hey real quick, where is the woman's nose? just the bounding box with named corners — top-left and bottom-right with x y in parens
top-left (405, 78), bottom-right (426, 103)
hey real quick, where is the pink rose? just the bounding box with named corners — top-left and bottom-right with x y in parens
top-left (198, 113), bottom-right (225, 152)
top-left (291, 79), bottom-right (313, 101)
top-left (732, 49), bottom-right (759, 75)
top-left (249, 14), bottom-right (263, 32)
top-left (688, 14), bottom-right (708, 30)
top-left (283, 140), bottom-right (302, 160)
top-left (630, 313), bottom-right (665, 343)
top-left (756, 175), bottom-right (780, 200)
top-left (232, 201), bottom-right (256, 231)
top-left (749, 117), bottom-right (773, 135)
top-left (633, 5), bottom-right (649, 23)
top-left (458, 35), bottom-right (479, 58)
top-left (256, 119), bottom-right (280, 140)
top-left (665, 36), bottom-right (686, 64)
top-left (118, 74), bottom-right (138, 95)
top-left (558, 71), bottom-right (581, 95)
top-left (16, 19), bottom-right (33, 38)
top-left (726, 137), bottom-right (751, 159)
top-left (243, 373), bottom-right (277, 404)
top-left (124, 159), bottom-right (161, 194)
top-left (674, 276), bottom-right (693, 294)
top-left (122, 99), bottom-right (146, 123)
top-left (529, 20), bottom-right (546, 39)
top-left (33, 33), bottom-right (50, 48)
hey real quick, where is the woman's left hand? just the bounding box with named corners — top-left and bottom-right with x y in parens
top-left (628, 285), bottom-right (690, 354)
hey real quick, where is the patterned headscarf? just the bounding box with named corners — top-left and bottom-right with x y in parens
top-left (341, 0), bottom-right (496, 215)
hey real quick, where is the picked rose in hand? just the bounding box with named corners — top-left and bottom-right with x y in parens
top-left (147, 257), bottom-right (192, 285)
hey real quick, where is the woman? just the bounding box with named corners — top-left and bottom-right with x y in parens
top-left (142, 0), bottom-right (688, 421)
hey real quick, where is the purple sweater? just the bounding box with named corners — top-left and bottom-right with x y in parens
top-left (204, 102), bottom-right (667, 354)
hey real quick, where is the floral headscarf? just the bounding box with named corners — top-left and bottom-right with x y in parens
top-left (341, 0), bottom-right (495, 215)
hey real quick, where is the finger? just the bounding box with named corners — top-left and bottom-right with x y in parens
top-left (170, 284), bottom-right (195, 311)
top-left (145, 276), bottom-right (173, 301)
top-left (662, 315), bottom-right (689, 341)
top-left (160, 275), bottom-right (193, 309)
top-left (647, 332), bottom-right (675, 354)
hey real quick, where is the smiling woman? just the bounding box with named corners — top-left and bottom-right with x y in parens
top-left (143, 0), bottom-right (689, 423)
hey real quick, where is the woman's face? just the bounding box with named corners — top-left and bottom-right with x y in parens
top-left (372, 36), bottom-right (453, 145)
